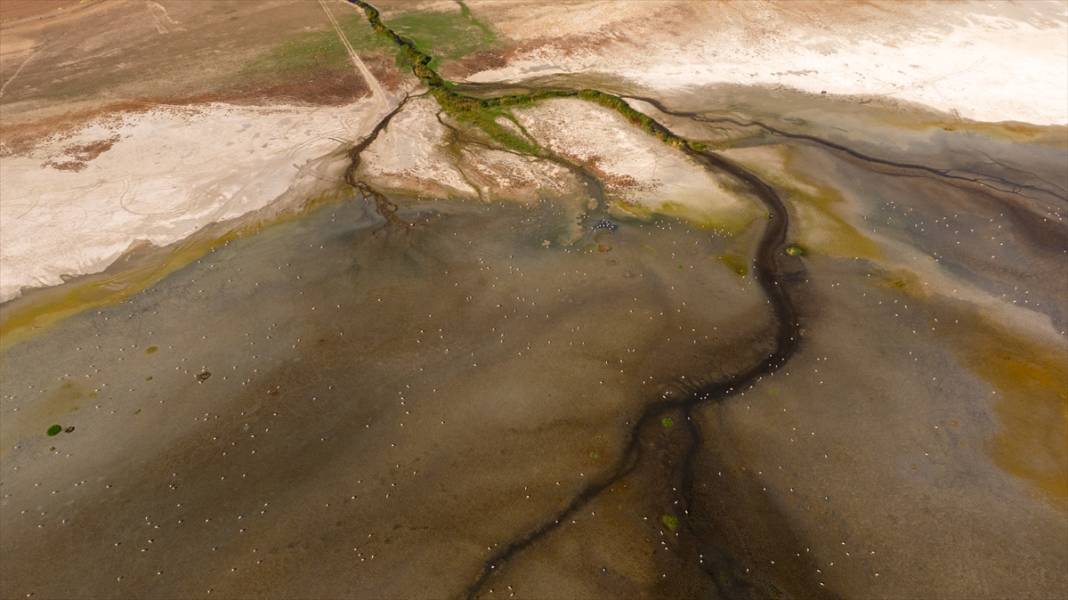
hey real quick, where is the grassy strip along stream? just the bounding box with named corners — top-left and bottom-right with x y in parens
top-left (347, 1), bottom-right (817, 597)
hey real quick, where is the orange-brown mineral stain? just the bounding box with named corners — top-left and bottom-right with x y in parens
top-left (875, 270), bottom-right (1067, 508)
top-left (967, 329), bottom-right (1068, 508)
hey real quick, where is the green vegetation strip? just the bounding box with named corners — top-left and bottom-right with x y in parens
top-left (389, 7), bottom-right (496, 71)
top-left (349, 0), bottom-right (710, 157)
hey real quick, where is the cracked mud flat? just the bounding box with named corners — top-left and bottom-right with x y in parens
top-left (2, 1), bottom-right (1067, 599)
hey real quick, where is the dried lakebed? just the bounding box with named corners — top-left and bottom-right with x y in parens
top-left (1, 1), bottom-right (1066, 599)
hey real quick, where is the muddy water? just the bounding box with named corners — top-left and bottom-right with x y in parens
top-left (0, 194), bottom-right (774, 598)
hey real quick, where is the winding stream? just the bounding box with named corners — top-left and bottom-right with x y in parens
top-left (345, 1), bottom-right (809, 597)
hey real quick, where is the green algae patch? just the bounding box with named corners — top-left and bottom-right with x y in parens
top-left (145, 345), bottom-right (159, 355)
top-left (879, 269), bottom-right (921, 291)
top-left (718, 253), bottom-right (749, 276)
top-left (784, 243), bottom-right (805, 257)
top-left (434, 89), bottom-right (540, 155)
top-left (778, 148), bottom-right (881, 260)
top-left (724, 146), bottom-right (881, 260)
top-left (608, 199), bottom-right (656, 224)
top-left (46, 424), bottom-right (62, 437)
top-left (660, 514), bottom-right (679, 531)
top-left (660, 416), bottom-right (674, 429)
top-left (655, 201), bottom-right (761, 236)
top-left (387, 6), bottom-right (496, 71)
top-left (433, 88), bottom-right (574, 155)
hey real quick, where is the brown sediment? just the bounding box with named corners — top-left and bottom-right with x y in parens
top-left (65, 136), bottom-right (117, 159)
top-left (41, 134), bottom-right (119, 171)
top-left (3, 100), bottom-right (157, 157)
top-left (39, 158), bottom-right (83, 171)
top-left (0, 0), bottom-right (108, 28)
top-left (581, 158), bottom-right (644, 191)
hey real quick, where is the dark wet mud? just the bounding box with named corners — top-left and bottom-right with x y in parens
top-left (0, 195), bottom-right (784, 599)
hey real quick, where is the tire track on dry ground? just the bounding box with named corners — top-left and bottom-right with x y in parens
top-left (321, 0), bottom-right (387, 108)
top-left (0, 45), bottom-right (38, 99)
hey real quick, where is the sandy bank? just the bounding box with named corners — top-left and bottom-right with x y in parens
top-left (0, 97), bottom-right (393, 302)
top-left (462, 0), bottom-right (1068, 126)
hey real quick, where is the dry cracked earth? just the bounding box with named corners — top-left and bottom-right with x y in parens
top-left (0, 1), bottom-right (1066, 599)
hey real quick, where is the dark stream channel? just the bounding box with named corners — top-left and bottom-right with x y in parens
top-left (345, 1), bottom-right (814, 597)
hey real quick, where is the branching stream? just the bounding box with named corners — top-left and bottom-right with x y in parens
top-left (345, 1), bottom-right (813, 597)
